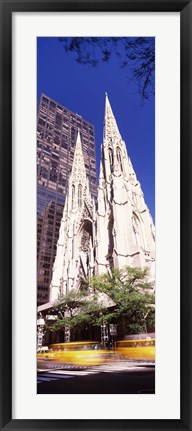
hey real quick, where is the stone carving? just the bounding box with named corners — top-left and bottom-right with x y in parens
top-left (80, 230), bottom-right (91, 252)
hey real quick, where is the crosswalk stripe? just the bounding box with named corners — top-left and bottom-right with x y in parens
top-left (37, 376), bottom-right (58, 382)
top-left (37, 373), bottom-right (74, 384)
top-left (38, 373), bottom-right (74, 379)
top-left (48, 370), bottom-right (99, 376)
top-left (43, 363), bottom-right (88, 370)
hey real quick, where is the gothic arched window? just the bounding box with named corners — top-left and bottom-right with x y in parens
top-left (72, 184), bottom-right (75, 209)
top-left (78, 183), bottom-right (82, 207)
top-left (132, 212), bottom-right (145, 249)
top-left (116, 146), bottom-right (123, 172)
top-left (109, 148), bottom-right (114, 170)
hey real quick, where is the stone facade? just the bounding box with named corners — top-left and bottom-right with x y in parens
top-left (49, 94), bottom-right (155, 303)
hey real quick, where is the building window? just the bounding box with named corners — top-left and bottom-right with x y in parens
top-left (109, 148), bottom-right (113, 170)
top-left (50, 101), bottom-right (56, 111)
top-left (78, 184), bottom-right (82, 207)
top-left (38, 118), bottom-right (46, 127)
top-left (116, 146), bottom-right (123, 172)
top-left (132, 212), bottom-right (145, 249)
top-left (72, 184), bottom-right (75, 209)
top-left (56, 114), bottom-right (62, 126)
top-left (42, 96), bottom-right (49, 104)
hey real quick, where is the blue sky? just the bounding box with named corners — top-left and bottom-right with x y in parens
top-left (37, 37), bottom-right (155, 222)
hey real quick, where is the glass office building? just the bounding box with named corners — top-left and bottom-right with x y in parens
top-left (37, 94), bottom-right (97, 305)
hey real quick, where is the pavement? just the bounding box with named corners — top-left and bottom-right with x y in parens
top-left (37, 362), bottom-right (155, 394)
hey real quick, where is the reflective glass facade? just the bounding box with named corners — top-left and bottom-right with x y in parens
top-left (37, 94), bottom-right (97, 305)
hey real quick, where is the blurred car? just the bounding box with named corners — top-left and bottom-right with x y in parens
top-left (37, 341), bottom-right (114, 366)
top-left (116, 338), bottom-right (155, 361)
top-left (37, 346), bottom-right (50, 359)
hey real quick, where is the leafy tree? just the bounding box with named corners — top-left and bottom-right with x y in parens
top-left (90, 266), bottom-right (155, 334)
top-left (59, 37), bottom-right (155, 101)
top-left (47, 266), bottom-right (155, 339)
top-left (144, 307), bottom-right (155, 333)
top-left (48, 289), bottom-right (89, 332)
top-left (49, 288), bottom-right (109, 336)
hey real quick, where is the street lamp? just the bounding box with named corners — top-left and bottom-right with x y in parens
top-left (58, 305), bottom-right (71, 342)
top-left (37, 313), bottom-right (45, 349)
top-left (109, 324), bottom-right (117, 359)
top-left (100, 322), bottom-right (109, 347)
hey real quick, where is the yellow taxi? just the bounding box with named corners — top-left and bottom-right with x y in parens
top-left (116, 338), bottom-right (155, 361)
top-left (36, 346), bottom-right (49, 359)
top-left (37, 341), bottom-right (114, 367)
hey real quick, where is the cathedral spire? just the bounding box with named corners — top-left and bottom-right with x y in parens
top-left (102, 94), bottom-right (129, 179)
top-left (71, 130), bottom-right (87, 180)
top-left (67, 130), bottom-right (90, 213)
top-left (104, 93), bottom-right (122, 143)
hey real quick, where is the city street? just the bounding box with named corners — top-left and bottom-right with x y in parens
top-left (37, 361), bottom-right (155, 394)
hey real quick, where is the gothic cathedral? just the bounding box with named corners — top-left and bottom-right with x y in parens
top-left (49, 94), bottom-right (155, 303)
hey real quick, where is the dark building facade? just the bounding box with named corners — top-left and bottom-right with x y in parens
top-left (37, 94), bottom-right (97, 306)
